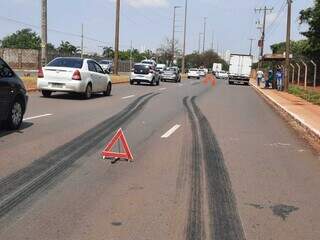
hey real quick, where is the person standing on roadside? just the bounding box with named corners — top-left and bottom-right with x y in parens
top-left (276, 67), bottom-right (283, 91)
top-left (265, 69), bottom-right (273, 89)
top-left (256, 69), bottom-right (264, 87)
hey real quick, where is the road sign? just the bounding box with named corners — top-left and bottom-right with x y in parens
top-left (101, 128), bottom-right (133, 162)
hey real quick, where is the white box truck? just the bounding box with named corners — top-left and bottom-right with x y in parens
top-left (228, 54), bottom-right (253, 85)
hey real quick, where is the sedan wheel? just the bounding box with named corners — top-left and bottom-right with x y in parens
top-left (7, 100), bottom-right (23, 130)
top-left (103, 83), bottom-right (112, 96)
top-left (84, 84), bottom-right (92, 99)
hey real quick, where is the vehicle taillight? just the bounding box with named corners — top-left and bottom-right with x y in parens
top-left (38, 68), bottom-right (44, 78)
top-left (72, 70), bottom-right (81, 80)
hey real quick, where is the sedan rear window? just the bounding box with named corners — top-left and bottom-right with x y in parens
top-left (47, 58), bottom-right (83, 68)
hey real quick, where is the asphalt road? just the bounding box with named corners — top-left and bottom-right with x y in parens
top-left (0, 77), bottom-right (319, 239)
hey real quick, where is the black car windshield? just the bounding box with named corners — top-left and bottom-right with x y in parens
top-left (47, 58), bottom-right (84, 68)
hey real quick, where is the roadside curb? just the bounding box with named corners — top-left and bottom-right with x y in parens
top-left (250, 82), bottom-right (320, 141)
top-left (26, 81), bottom-right (129, 92)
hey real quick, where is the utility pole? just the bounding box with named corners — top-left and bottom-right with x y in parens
top-left (211, 31), bottom-right (214, 50)
top-left (255, 6), bottom-right (273, 67)
top-left (198, 32), bottom-right (203, 53)
top-left (249, 38), bottom-right (255, 56)
top-left (114, 0), bottom-right (120, 75)
top-left (172, 6), bottom-right (181, 66)
top-left (202, 17), bottom-right (207, 53)
top-left (181, 0), bottom-right (188, 74)
top-left (130, 40), bottom-right (133, 71)
top-left (41, 0), bottom-right (47, 66)
top-left (81, 24), bottom-right (84, 58)
top-left (284, 0), bottom-right (292, 91)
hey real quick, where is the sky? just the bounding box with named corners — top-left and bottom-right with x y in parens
top-left (0, 0), bottom-right (315, 58)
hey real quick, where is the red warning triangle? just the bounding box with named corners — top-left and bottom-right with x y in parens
top-left (101, 128), bottom-right (133, 161)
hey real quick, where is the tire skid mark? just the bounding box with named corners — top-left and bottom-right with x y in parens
top-left (0, 93), bottom-right (158, 218)
top-left (183, 97), bottom-right (205, 240)
top-left (190, 97), bottom-right (245, 240)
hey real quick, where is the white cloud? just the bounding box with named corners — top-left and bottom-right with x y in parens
top-left (126, 0), bottom-right (168, 8)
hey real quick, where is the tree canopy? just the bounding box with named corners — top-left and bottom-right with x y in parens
top-left (1, 28), bottom-right (41, 49)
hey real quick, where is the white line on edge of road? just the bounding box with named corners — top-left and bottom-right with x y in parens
top-left (159, 88), bottom-right (167, 91)
top-left (122, 95), bottom-right (135, 99)
top-left (161, 124), bottom-right (181, 138)
top-left (23, 114), bottom-right (53, 121)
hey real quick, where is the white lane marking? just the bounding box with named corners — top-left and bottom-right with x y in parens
top-left (161, 124), bottom-right (181, 138)
top-left (159, 88), bottom-right (167, 91)
top-left (122, 95), bottom-right (135, 99)
top-left (23, 114), bottom-right (53, 121)
top-left (178, 83), bottom-right (183, 87)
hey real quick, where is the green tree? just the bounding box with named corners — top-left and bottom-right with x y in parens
top-left (102, 46), bottom-right (114, 59)
top-left (1, 28), bottom-right (41, 49)
top-left (57, 41), bottom-right (79, 55)
top-left (184, 50), bottom-right (227, 70)
top-left (299, 0), bottom-right (320, 57)
top-left (270, 40), bottom-right (309, 58)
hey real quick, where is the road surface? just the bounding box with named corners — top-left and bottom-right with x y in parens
top-left (0, 77), bottom-right (319, 239)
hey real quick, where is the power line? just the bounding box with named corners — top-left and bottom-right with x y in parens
top-left (0, 15), bottom-right (124, 47)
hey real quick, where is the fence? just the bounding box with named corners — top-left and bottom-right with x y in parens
top-left (289, 59), bottom-right (320, 90)
top-left (0, 48), bottom-right (133, 73)
top-left (0, 48), bottom-right (40, 69)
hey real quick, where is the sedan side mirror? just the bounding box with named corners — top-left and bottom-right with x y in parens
top-left (104, 69), bottom-right (110, 74)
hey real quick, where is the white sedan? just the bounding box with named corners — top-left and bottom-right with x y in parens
top-left (37, 57), bottom-right (112, 99)
top-left (187, 68), bottom-right (200, 79)
top-left (216, 70), bottom-right (229, 79)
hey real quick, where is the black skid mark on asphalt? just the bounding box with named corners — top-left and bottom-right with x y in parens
top-left (189, 96), bottom-right (246, 240)
top-left (0, 93), bottom-right (158, 219)
top-left (111, 222), bottom-right (122, 226)
top-left (183, 97), bottom-right (205, 240)
top-left (245, 203), bottom-right (265, 210)
top-left (270, 204), bottom-right (299, 221)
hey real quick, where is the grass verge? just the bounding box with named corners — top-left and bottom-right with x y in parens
top-left (289, 85), bottom-right (320, 106)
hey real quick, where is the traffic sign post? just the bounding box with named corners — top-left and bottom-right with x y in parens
top-left (101, 128), bottom-right (133, 162)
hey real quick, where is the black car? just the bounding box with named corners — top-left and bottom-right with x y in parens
top-left (161, 67), bottom-right (181, 83)
top-left (0, 58), bottom-right (28, 130)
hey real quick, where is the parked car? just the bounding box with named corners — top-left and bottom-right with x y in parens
top-left (0, 57), bottom-right (28, 130)
top-left (187, 68), bottom-right (200, 79)
top-left (161, 67), bottom-right (181, 83)
top-left (156, 64), bottom-right (166, 74)
top-left (199, 69), bottom-right (206, 77)
top-left (37, 57), bottom-right (112, 99)
top-left (216, 70), bottom-right (229, 79)
top-left (130, 63), bottom-right (160, 86)
top-left (99, 60), bottom-right (113, 73)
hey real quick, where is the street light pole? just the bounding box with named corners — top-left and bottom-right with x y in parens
top-left (172, 6), bottom-right (181, 66)
top-left (41, 0), bottom-right (47, 66)
top-left (81, 24), bottom-right (84, 58)
top-left (202, 17), bottom-right (207, 53)
top-left (114, 0), bottom-right (121, 75)
top-left (181, 0), bottom-right (188, 74)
